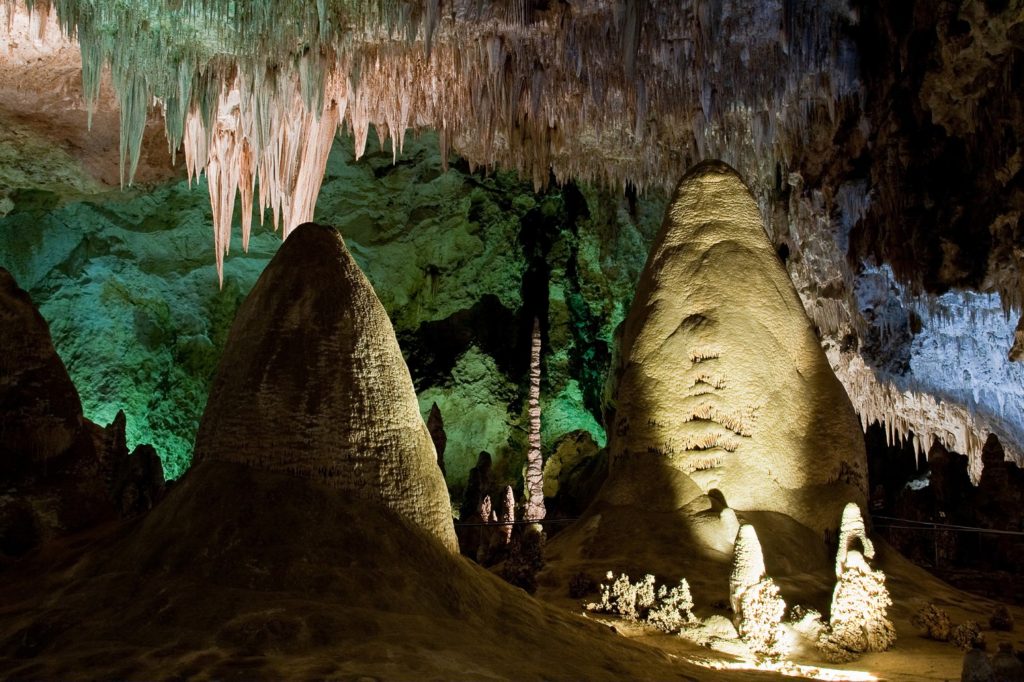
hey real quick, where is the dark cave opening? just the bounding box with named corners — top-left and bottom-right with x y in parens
top-left (865, 422), bottom-right (1024, 604)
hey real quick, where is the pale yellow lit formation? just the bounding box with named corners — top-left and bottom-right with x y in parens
top-left (607, 161), bottom-right (867, 537)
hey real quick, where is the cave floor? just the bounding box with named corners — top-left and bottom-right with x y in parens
top-left (535, 530), bottom-right (1024, 681)
top-left (2, 464), bottom-right (1022, 681)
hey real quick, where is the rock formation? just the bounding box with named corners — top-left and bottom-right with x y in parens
top-left (912, 603), bottom-right (953, 642)
top-left (606, 161), bottom-right (867, 536)
top-left (524, 317), bottom-right (546, 522)
top-left (0, 268), bottom-right (164, 555)
top-left (823, 549), bottom-right (896, 659)
top-left (0, 268), bottom-right (82, 464)
top-left (426, 402), bottom-right (447, 476)
top-left (835, 502), bottom-right (875, 577)
top-left (500, 485), bottom-right (515, 545)
top-left (729, 524), bottom-right (767, 622)
top-left (193, 223), bottom-right (457, 552)
top-left (729, 524), bottom-right (787, 658)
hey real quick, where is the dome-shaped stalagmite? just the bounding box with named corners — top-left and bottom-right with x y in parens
top-left (194, 223), bottom-right (457, 552)
top-left (607, 161), bottom-right (867, 536)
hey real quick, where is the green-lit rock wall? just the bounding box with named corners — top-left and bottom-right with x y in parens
top-left (0, 131), bottom-right (663, 490)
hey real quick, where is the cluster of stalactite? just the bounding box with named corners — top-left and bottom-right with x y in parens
top-left (2, 0), bottom-right (859, 281)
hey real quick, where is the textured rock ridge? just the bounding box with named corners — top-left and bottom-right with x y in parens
top-left (194, 223), bottom-right (457, 552)
top-left (0, 267), bottom-right (83, 466)
top-left (607, 161), bottom-right (867, 535)
top-left (0, 268), bottom-right (164, 555)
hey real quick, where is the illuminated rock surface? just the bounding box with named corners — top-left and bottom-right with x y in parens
top-left (0, 131), bottom-right (652, 484)
top-left (607, 161), bottom-right (866, 536)
top-left (194, 222), bottom-right (457, 552)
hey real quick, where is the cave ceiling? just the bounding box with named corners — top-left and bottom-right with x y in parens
top-left (1, 0), bottom-right (1024, 479)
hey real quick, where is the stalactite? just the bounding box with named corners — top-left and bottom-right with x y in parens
top-left (2, 0), bottom-right (860, 272)
top-left (524, 317), bottom-right (545, 522)
top-left (831, 348), bottom-right (1023, 484)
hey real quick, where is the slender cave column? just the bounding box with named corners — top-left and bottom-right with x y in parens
top-left (524, 317), bottom-right (546, 522)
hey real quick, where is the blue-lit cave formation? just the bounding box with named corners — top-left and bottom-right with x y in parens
top-left (2, 0), bottom-right (1024, 680)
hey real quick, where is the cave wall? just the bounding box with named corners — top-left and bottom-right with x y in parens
top-left (2, 0), bottom-right (1023, 498)
top-left (770, 0), bottom-right (1024, 478)
top-left (0, 130), bottom-right (663, 486)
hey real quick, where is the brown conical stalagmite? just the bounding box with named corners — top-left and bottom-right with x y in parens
top-left (606, 161), bottom-right (867, 536)
top-left (194, 223), bottom-right (457, 552)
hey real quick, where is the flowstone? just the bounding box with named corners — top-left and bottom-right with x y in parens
top-left (606, 161), bottom-right (867, 536)
top-left (194, 223), bottom-right (457, 552)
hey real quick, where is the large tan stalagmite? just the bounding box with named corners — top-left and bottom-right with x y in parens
top-left (194, 223), bottom-right (457, 552)
top-left (607, 161), bottom-right (866, 536)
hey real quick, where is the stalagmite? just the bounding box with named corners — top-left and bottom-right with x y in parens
top-left (501, 484), bottom-right (515, 545)
top-left (193, 223), bottom-right (457, 552)
top-left (524, 317), bottom-right (546, 522)
top-left (729, 524), bottom-right (787, 658)
top-left (426, 402), bottom-right (447, 476)
top-left (478, 495), bottom-right (492, 524)
top-left (835, 502), bottom-right (874, 578)
top-left (607, 161), bottom-right (867, 536)
top-left (820, 504), bottom-right (896, 660)
top-left (729, 525), bottom-right (766, 621)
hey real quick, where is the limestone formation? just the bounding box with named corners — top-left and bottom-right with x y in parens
top-left (729, 525), bottom-right (767, 621)
top-left (952, 621), bottom-right (985, 652)
top-left (607, 161), bottom-right (867, 535)
top-left (818, 503), bottom-right (895, 659)
top-left (728, 525), bottom-right (787, 657)
top-left (0, 269), bottom-right (164, 554)
top-left (524, 317), bottom-right (546, 522)
top-left (193, 223), bottom-right (457, 552)
top-left (426, 402), bottom-right (447, 476)
top-left (835, 503), bottom-right (875, 577)
top-left (478, 495), bottom-right (493, 525)
top-left (0, 267), bottom-right (83, 469)
top-left (823, 550), bottom-right (896, 658)
top-left (990, 605), bottom-right (1015, 632)
top-left (912, 603), bottom-right (953, 642)
top-left (500, 485), bottom-right (515, 545)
